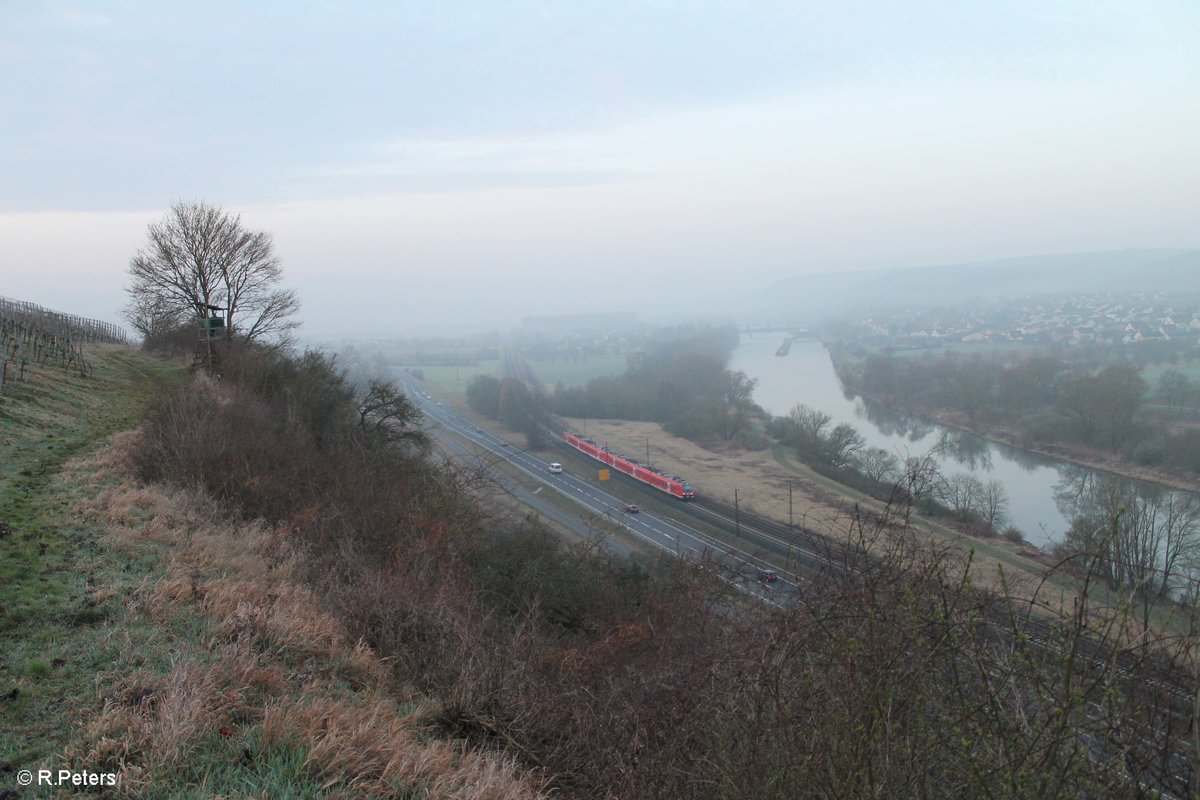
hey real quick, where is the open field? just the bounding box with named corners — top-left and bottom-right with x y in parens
top-left (396, 359), bottom-right (500, 403)
top-left (526, 352), bottom-right (630, 389)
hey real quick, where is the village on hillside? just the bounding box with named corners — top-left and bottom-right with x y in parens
top-left (847, 292), bottom-right (1200, 350)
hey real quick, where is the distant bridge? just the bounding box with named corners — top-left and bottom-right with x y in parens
top-left (738, 323), bottom-right (817, 338)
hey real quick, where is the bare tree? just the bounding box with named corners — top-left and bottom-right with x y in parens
top-left (980, 478), bottom-right (1010, 531)
top-left (1157, 369), bottom-right (1192, 410)
top-left (787, 404), bottom-right (832, 441)
top-left (717, 369), bottom-right (758, 441)
top-left (940, 473), bottom-right (984, 516)
top-left (355, 378), bottom-right (429, 451)
top-left (821, 422), bottom-right (865, 468)
top-left (899, 454), bottom-right (943, 507)
top-left (123, 292), bottom-right (186, 340)
top-left (125, 201), bottom-right (300, 344)
top-left (856, 446), bottom-right (900, 483)
top-left (1064, 477), bottom-right (1200, 611)
top-left (1157, 492), bottom-right (1200, 599)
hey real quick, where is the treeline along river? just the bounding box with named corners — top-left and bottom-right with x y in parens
top-left (730, 334), bottom-right (1200, 549)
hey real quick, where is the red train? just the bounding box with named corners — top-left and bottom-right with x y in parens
top-left (562, 431), bottom-right (695, 499)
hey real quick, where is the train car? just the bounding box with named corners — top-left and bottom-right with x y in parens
top-left (563, 431), bottom-right (695, 499)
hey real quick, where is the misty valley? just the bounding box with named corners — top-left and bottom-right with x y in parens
top-left (6, 2), bottom-right (1200, 796)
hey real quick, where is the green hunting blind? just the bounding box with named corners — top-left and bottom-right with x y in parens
top-left (199, 304), bottom-right (226, 338)
top-left (195, 304), bottom-right (226, 373)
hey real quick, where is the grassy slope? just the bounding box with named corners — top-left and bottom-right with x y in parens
top-left (1, 346), bottom-right (541, 798)
top-left (1, 344), bottom-right (185, 772)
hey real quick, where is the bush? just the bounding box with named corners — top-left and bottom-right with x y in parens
top-left (1019, 410), bottom-right (1064, 447)
top-left (1002, 526), bottom-right (1026, 544)
top-left (143, 322), bottom-right (198, 355)
top-left (1131, 435), bottom-right (1168, 467)
top-left (1165, 429), bottom-right (1200, 474)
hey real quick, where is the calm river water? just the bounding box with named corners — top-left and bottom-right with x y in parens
top-left (730, 334), bottom-right (1164, 548)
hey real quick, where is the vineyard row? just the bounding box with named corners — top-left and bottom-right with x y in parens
top-left (0, 295), bottom-right (129, 393)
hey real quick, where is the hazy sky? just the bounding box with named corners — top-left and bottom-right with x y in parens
top-left (2, 1), bottom-right (1198, 338)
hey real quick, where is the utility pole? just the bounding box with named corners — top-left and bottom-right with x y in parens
top-left (645, 437), bottom-right (650, 466)
top-left (735, 488), bottom-right (741, 538)
top-left (788, 480), bottom-right (794, 530)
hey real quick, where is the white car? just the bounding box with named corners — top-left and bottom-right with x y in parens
top-left (548, 462), bottom-right (563, 474)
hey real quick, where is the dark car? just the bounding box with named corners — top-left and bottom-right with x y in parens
top-left (623, 503), bottom-right (640, 513)
top-left (756, 569), bottom-right (778, 584)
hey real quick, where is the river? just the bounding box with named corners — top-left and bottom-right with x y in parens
top-left (730, 334), bottom-right (1166, 548)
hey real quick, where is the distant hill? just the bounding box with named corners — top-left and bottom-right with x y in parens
top-left (740, 249), bottom-right (1200, 321)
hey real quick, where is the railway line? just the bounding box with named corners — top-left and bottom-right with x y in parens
top-left (549, 421), bottom-right (1200, 796)
top-left (689, 495), bottom-right (839, 571)
top-left (396, 372), bottom-right (799, 606)
top-left (412, 378), bottom-right (1200, 795)
top-left (555, 427), bottom-right (841, 572)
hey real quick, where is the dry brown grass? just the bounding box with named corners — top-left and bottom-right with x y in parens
top-left (263, 698), bottom-right (535, 799)
top-left (60, 431), bottom-right (549, 799)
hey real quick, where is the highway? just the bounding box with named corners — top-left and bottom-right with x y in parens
top-left (394, 371), bottom-right (796, 607)
top-left (394, 370), bottom-right (1200, 796)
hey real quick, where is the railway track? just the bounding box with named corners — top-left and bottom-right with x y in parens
top-left (550, 433), bottom-right (837, 572)
top-left (689, 494), bottom-right (839, 571)
top-left (537, 414), bottom-right (1200, 793)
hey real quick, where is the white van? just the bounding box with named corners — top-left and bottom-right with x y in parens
top-left (548, 462), bottom-right (563, 474)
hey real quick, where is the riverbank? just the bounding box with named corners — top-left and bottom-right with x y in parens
top-left (926, 408), bottom-right (1200, 493)
top-left (821, 342), bottom-right (1200, 496)
top-left (850, 392), bottom-right (1200, 495)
